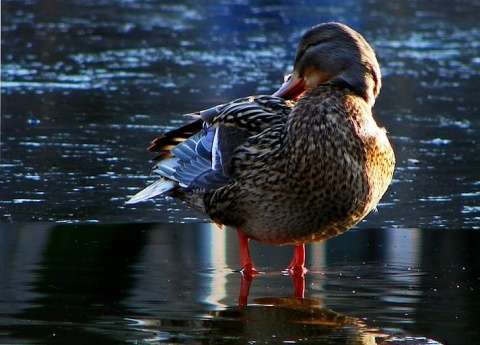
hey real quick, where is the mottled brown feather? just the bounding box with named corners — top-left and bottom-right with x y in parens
top-left (202, 84), bottom-right (395, 245)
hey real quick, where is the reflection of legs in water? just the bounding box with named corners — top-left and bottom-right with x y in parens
top-left (238, 270), bottom-right (255, 308)
top-left (237, 267), bottom-right (306, 307)
top-left (238, 271), bottom-right (305, 307)
top-left (290, 270), bottom-right (305, 299)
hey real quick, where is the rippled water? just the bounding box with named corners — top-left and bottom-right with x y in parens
top-left (1, 0), bottom-right (480, 344)
top-left (2, 0), bottom-right (479, 227)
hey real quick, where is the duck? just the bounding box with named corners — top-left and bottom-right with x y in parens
top-left (127, 22), bottom-right (395, 275)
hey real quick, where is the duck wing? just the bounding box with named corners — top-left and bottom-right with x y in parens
top-left (128, 96), bottom-right (293, 203)
top-left (171, 95), bottom-right (293, 191)
top-left (148, 117), bottom-right (204, 161)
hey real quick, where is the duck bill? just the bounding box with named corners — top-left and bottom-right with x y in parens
top-left (273, 73), bottom-right (306, 100)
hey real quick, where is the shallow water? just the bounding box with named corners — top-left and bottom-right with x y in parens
top-left (1, 0), bottom-right (480, 344)
top-left (1, 224), bottom-right (479, 344)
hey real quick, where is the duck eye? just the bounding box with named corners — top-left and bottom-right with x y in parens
top-left (284, 74), bottom-right (292, 83)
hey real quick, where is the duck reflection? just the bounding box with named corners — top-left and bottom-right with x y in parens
top-left (238, 269), bottom-right (305, 307)
top-left (209, 297), bottom-right (378, 345)
top-left (128, 295), bottom-right (382, 345)
top-left (127, 258), bottom-right (384, 344)
top-left (214, 269), bottom-right (379, 344)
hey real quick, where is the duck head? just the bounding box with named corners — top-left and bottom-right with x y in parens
top-left (274, 22), bottom-right (381, 106)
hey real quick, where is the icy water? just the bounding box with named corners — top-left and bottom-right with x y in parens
top-left (1, 0), bottom-right (480, 344)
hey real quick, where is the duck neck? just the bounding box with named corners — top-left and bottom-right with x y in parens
top-left (283, 85), bottom-right (363, 164)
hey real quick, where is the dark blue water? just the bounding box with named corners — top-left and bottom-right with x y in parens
top-left (2, 0), bottom-right (479, 227)
top-left (2, 0), bottom-right (480, 344)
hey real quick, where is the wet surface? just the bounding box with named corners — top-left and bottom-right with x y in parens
top-left (1, 224), bottom-right (479, 344)
top-left (1, 0), bottom-right (480, 344)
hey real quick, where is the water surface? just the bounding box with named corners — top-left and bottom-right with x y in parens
top-left (1, 224), bottom-right (479, 344)
top-left (2, 0), bottom-right (479, 226)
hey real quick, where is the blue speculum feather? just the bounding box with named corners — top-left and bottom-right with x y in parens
top-left (168, 124), bottom-right (232, 190)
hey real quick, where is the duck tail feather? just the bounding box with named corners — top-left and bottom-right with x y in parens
top-left (126, 179), bottom-right (176, 204)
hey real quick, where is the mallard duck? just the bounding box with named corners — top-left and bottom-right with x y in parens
top-left (127, 22), bottom-right (395, 275)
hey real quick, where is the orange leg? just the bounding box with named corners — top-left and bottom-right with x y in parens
top-left (286, 244), bottom-right (308, 274)
top-left (237, 236), bottom-right (308, 305)
top-left (237, 228), bottom-right (260, 307)
top-left (286, 244), bottom-right (307, 298)
top-left (237, 228), bottom-right (260, 274)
